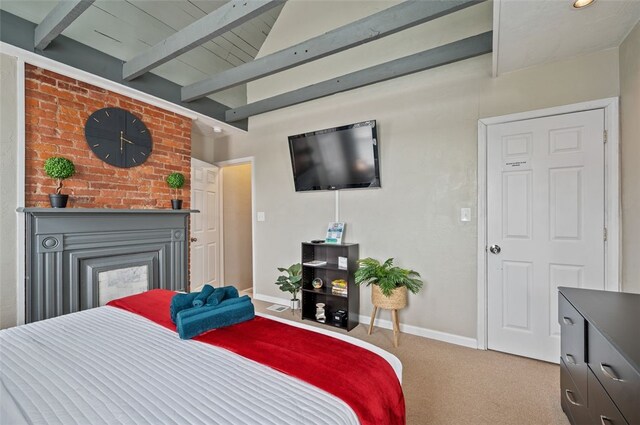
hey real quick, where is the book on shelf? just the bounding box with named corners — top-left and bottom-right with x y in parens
top-left (303, 260), bottom-right (327, 267)
top-left (331, 279), bottom-right (347, 288)
top-left (331, 288), bottom-right (348, 296)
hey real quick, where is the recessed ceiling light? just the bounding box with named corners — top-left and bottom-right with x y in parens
top-left (213, 126), bottom-right (222, 133)
top-left (573, 0), bottom-right (595, 9)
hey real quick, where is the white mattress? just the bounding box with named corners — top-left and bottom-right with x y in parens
top-left (0, 306), bottom-right (361, 425)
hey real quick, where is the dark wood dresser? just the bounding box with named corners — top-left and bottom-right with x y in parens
top-left (559, 287), bottom-right (640, 425)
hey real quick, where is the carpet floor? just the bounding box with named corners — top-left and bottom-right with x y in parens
top-left (253, 299), bottom-right (569, 425)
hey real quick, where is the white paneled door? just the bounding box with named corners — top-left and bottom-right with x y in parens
top-left (190, 158), bottom-right (220, 290)
top-left (487, 109), bottom-right (606, 362)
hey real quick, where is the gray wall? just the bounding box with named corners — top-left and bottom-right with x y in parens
top-left (0, 53), bottom-right (18, 329)
top-left (620, 21), bottom-right (640, 294)
top-left (214, 0), bottom-right (621, 339)
top-left (222, 164), bottom-right (253, 291)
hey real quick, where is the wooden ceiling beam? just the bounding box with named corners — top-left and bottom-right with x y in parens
top-left (182, 0), bottom-right (484, 102)
top-left (225, 31), bottom-right (493, 122)
top-left (122, 0), bottom-right (285, 81)
top-left (34, 0), bottom-right (95, 50)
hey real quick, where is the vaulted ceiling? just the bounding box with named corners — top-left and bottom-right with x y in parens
top-left (0, 0), bottom-right (284, 108)
top-left (0, 0), bottom-right (493, 127)
top-left (495, 0), bottom-right (640, 75)
top-left (1, 0), bottom-right (638, 129)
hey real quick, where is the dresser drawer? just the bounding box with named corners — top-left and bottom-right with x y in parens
top-left (588, 369), bottom-right (629, 425)
top-left (561, 358), bottom-right (591, 425)
top-left (559, 294), bottom-right (588, 396)
top-left (588, 328), bottom-right (640, 424)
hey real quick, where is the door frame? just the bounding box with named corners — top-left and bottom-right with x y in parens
top-left (214, 157), bottom-right (256, 295)
top-left (476, 97), bottom-right (620, 350)
top-left (190, 157), bottom-right (221, 291)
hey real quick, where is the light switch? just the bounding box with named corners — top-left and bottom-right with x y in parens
top-left (460, 208), bottom-right (471, 222)
top-left (257, 212), bottom-right (265, 222)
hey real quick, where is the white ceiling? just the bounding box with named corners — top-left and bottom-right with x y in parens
top-left (495, 0), bottom-right (640, 75)
top-left (0, 0), bottom-right (284, 107)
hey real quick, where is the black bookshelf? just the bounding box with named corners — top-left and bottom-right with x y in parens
top-left (300, 242), bottom-right (359, 331)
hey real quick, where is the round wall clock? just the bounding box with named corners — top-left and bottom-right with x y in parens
top-left (84, 107), bottom-right (152, 168)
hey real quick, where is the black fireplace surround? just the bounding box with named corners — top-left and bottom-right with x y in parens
top-left (19, 208), bottom-right (197, 323)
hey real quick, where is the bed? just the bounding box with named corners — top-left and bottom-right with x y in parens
top-left (0, 290), bottom-right (404, 425)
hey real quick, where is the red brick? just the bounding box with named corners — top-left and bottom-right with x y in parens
top-left (30, 74), bottom-right (56, 87)
top-left (25, 66), bottom-right (191, 210)
top-left (39, 102), bottom-right (58, 113)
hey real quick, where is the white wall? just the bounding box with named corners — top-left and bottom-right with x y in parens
top-left (222, 164), bottom-right (253, 290)
top-left (620, 21), bottom-right (640, 294)
top-left (0, 53), bottom-right (18, 329)
top-left (191, 127), bottom-right (215, 164)
top-left (215, 0), bottom-right (621, 340)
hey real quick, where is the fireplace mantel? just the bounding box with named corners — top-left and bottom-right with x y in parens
top-left (18, 208), bottom-right (199, 214)
top-left (20, 207), bottom-right (198, 323)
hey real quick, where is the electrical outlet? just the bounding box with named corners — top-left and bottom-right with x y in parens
top-left (257, 211), bottom-right (265, 222)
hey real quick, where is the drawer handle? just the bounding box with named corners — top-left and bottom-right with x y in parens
top-left (600, 415), bottom-right (613, 425)
top-left (564, 389), bottom-right (581, 406)
top-left (562, 316), bottom-right (574, 325)
top-left (600, 363), bottom-right (623, 382)
top-left (565, 354), bottom-right (576, 365)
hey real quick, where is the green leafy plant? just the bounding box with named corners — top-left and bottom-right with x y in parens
top-left (355, 258), bottom-right (423, 297)
top-left (274, 263), bottom-right (302, 301)
top-left (43, 157), bottom-right (75, 194)
top-left (166, 172), bottom-right (185, 199)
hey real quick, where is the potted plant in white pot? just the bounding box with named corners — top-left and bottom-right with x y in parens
top-left (355, 257), bottom-right (423, 345)
top-left (274, 263), bottom-right (302, 310)
top-left (44, 156), bottom-right (76, 208)
top-left (166, 172), bottom-right (185, 209)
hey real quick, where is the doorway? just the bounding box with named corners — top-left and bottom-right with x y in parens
top-left (190, 158), bottom-right (221, 291)
top-left (477, 98), bottom-right (620, 362)
top-left (218, 159), bottom-right (254, 296)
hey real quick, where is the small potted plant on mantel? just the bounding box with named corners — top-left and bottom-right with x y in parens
top-left (166, 172), bottom-right (185, 209)
top-left (355, 257), bottom-right (423, 346)
top-left (274, 263), bottom-right (302, 311)
top-left (44, 156), bottom-right (76, 208)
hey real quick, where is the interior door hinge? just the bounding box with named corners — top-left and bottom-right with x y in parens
top-left (604, 227), bottom-right (608, 242)
top-left (604, 130), bottom-right (608, 144)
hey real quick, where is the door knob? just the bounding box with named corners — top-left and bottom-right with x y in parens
top-left (190, 237), bottom-right (198, 242)
top-left (489, 244), bottom-right (501, 254)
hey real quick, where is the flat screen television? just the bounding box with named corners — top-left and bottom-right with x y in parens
top-left (288, 120), bottom-right (380, 192)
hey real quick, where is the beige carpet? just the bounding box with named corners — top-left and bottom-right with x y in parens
top-left (253, 300), bottom-right (569, 425)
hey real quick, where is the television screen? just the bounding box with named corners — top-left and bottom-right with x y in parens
top-left (288, 120), bottom-right (380, 191)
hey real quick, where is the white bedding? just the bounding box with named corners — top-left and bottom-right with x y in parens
top-left (0, 306), bottom-right (363, 425)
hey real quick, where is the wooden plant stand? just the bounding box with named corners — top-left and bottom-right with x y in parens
top-left (368, 286), bottom-right (407, 347)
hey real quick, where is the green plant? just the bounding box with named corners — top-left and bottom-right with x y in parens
top-left (355, 258), bottom-right (423, 297)
top-left (274, 263), bottom-right (302, 300)
top-left (166, 172), bottom-right (185, 199)
top-left (43, 157), bottom-right (76, 194)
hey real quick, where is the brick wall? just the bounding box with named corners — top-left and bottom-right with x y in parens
top-left (25, 65), bottom-right (191, 209)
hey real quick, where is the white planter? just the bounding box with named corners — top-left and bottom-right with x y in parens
top-left (290, 299), bottom-right (300, 310)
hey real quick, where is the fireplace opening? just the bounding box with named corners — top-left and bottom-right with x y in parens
top-left (98, 265), bottom-right (149, 306)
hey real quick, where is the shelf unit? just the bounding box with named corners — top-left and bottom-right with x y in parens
top-left (300, 242), bottom-right (359, 331)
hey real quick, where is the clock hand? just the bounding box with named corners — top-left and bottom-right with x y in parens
top-left (120, 131), bottom-right (124, 154)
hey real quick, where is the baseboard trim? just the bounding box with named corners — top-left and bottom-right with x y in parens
top-left (359, 314), bottom-right (478, 349)
top-left (253, 292), bottom-right (477, 349)
top-left (253, 293), bottom-right (291, 306)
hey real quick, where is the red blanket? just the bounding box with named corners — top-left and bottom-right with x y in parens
top-left (108, 289), bottom-right (405, 425)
